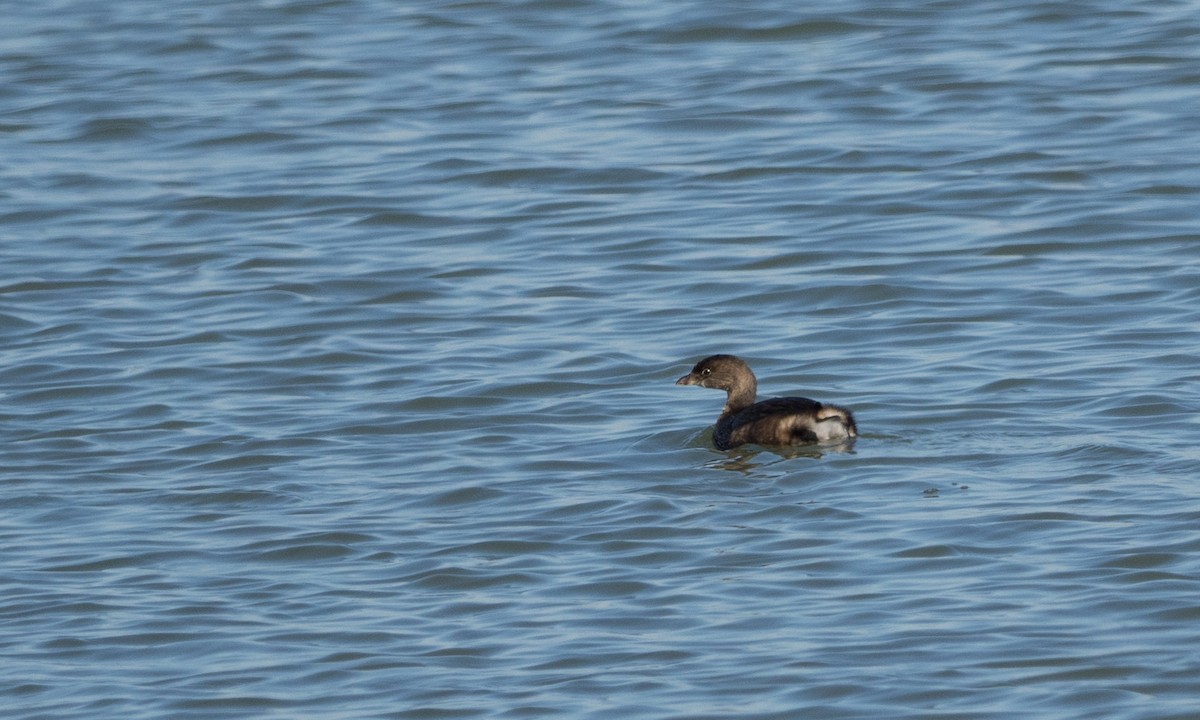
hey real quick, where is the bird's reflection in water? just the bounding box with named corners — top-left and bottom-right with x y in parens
top-left (704, 438), bottom-right (856, 473)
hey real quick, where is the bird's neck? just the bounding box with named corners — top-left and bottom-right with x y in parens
top-left (721, 377), bottom-right (757, 417)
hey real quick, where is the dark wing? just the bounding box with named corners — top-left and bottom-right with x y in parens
top-left (724, 396), bottom-right (824, 447)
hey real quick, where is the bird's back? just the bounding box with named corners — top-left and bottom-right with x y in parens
top-left (715, 396), bottom-right (855, 450)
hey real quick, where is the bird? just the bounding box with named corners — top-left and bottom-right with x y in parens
top-left (676, 354), bottom-right (857, 450)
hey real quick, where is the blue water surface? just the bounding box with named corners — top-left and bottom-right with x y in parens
top-left (3, 1), bottom-right (1200, 718)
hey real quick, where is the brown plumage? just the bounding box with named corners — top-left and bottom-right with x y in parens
top-left (675, 354), bottom-right (857, 450)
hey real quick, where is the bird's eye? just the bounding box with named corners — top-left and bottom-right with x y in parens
top-left (701, 368), bottom-right (711, 376)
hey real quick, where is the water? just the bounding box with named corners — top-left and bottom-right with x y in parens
top-left (4, 1), bottom-right (1200, 718)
